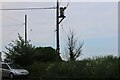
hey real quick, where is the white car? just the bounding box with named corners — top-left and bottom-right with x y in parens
top-left (1, 62), bottom-right (29, 79)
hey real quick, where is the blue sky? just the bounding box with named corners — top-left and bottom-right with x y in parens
top-left (0, 2), bottom-right (118, 60)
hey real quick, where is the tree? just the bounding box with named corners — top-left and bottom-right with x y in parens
top-left (34, 47), bottom-right (60, 63)
top-left (4, 34), bottom-right (35, 66)
top-left (4, 34), bottom-right (62, 66)
top-left (65, 30), bottom-right (84, 61)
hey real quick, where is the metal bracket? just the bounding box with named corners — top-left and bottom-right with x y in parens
top-left (58, 17), bottom-right (66, 24)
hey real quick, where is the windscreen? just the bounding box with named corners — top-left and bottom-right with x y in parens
top-left (8, 64), bottom-right (23, 69)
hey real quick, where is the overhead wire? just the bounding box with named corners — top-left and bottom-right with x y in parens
top-left (0, 0), bottom-right (70, 11)
top-left (3, 23), bottom-right (25, 27)
top-left (60, 24), bottom-right (68, 46)
top-left (59, 0), bottom-right (70, 8)
top-left (0, 7), bottom-right (56, 11)
top-left (59, 0), bottom-right (63, 5)
top-left (2, 1), bottom-right (70, 45)
top-left (3, 14), bottom-right (24, 24)
top-left (66, 1), bottom-right (70, 8)
top-left (61, 25), bottom-right (68, 37)
top-left (4, 24), bottom-right (24, 38)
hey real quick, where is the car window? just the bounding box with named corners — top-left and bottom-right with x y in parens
top-left (0, 64), bottom-right (1, 68)
top-left (2, 64), bottom-right (9, 69)
top-left (8, 64), bottom-right (23, 69)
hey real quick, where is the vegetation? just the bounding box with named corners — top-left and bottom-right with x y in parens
top-left (4, 34), bottom-right (35, 66)
top-left (65, 30), bottom-right (84, 61)
top-left (27, 55), bottom-right (119, 80)
top-left (3, 34), bottom-right (119, 80)
top-left (34, 46), bottom-right (59, 63)
top-left (4, 34), bottom-right (60, 66)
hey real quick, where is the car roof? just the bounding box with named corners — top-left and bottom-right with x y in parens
top-left (1, 62), bottom-right (13, 64)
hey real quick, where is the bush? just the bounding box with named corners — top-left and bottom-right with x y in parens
top-left (26, 55), bottom-right (119, 79)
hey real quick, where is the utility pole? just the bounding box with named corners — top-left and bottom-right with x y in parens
top-left (56, 0), bottom-right (59, 54)
top-left (25, 14), bottom-right (27, 45)
top-left (56, 0), bottom-right (66, 56)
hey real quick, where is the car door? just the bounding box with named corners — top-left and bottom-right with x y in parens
top-left (2, 64), bottom-right (10, 77)
top-left (0, 65), bottom-right (2, 79)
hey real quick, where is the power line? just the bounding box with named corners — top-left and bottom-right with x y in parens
top-left (0, 7), bottom-right (56, 11)
top-left (3, 14), bottom-right (24, 24)
top-left (3, 23), bottom-right (24, 27)
top-left (4, 24), bottom-right (24, 37)
top-left (59, 0), bottom-right (63, 5)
